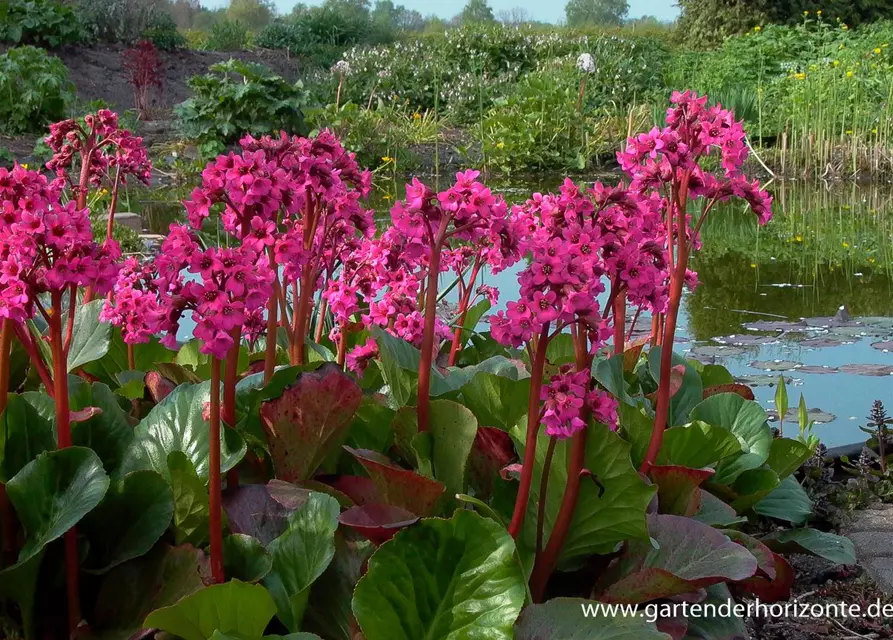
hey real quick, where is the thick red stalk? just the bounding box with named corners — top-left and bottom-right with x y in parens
top-left (337, 325), bottom-right (348, 368)
top-left (264, 247), bottom-right (280, 383)
top-left (416, 229), bottom-right (448, 433)
top-left (127, 343), bottom-right (135, 370)
top-left (208, 357), bottom-right (224, 584)
top-left (10, 323), bottom-right (53, 394)
top-left (223, 326), bottom-right (241, 488)
top-left (613, 290), bottom-right (626, 356)
top-left (507, 326), bottom-right (550, 538)
top-left (640, 191), bottom-right (690, 475)
top-left (49, 297), bottom-right (81, 632)
top-left (529, 331), bottom-right (591, 601)
top-left (314, 298), bottom-right (328, 344)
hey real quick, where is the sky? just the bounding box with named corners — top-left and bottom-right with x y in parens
top-left (204, 0), bottom-right (680, 23)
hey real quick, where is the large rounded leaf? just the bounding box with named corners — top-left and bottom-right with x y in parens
top-left (352, 509), bottom-right (526, 640)
top-left (597, 514), bottom-right (758, 604)
top-left (81, 469), bottom-right (174, 572)
top-left (66, 299), bottom-right (113, 371)
top-left (345, 447), bottom-right (445, 516)
top-left (224, 534), bottom-right (273, 583)
top-left (263, 492), bottom-right (341, 631)
top-left (460, 371), bottom-right (530, 431)
top-left (7, 446), bottom-right (110, 563)
top-left (761, 528), bottom-right (856, 566)
top-left (260, 364), bottom-right (363, 483)
top-left (752, 476), bottom-right (813, 525)
top-left (144, 580), bottom-right (277, 640)
top-left (514, 598), bottom-right (670, 639)
top-left (658, 421), bottom-right (742, 469)
top-left (689, 393), bottom-right (772, 484)
top-left (0, 392), bottom-right (55, 483)
top-left (648, 347), bottom-right (703, 426)
top-left (119, 382), bottom-right (246, 482)
top-left (69, 379), bottom-right (135, 475)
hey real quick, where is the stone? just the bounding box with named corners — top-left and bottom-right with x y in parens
top-left (849, 509), bottom-right (893, 532)
top-left (847, 531), bottom-right (893, 559)
top-left (864, 557), bottom-right (893, 592)
top-left (103, 212), bottom-right (143, 232)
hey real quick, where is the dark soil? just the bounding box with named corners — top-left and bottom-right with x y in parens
top-left (747, 555), bottom-right (893, 639)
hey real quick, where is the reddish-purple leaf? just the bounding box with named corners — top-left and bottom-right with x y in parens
top-left (70, 406), bottom-right (103, 423)
top-left (597, 514), bottom-right (758, 604)
top-left (260, 364), bottom-right (363, 483)
top-left (703, 384), bottom-right (755, 401)
top-left (317, 474), bottom-right (381, 506)
top-left (339, 503), bottom-right (418, 545)
top-left (344, 446), bottom-right (445, 516)
top-left (222, 484), bottom-right (290, 545)
top-left (649, 466), bottom-right (715, 517)
top-left (145, 371), bottom-right (176, 403)
top-left (469, 427), bottom-right (516, 500)
top-left (723, 530), bottom-right (776, 580)
top-left (733, 552), bottom-right (794, 602)
top-left (657, 617), bottom-right (688, 640)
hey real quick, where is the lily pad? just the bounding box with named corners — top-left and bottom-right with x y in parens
top-left (750, 360), bottom-right (802, 372)
top-left (690, 345), bottom-right (746, 359)
top-left (734, 374), bottom-right (792, 387)
top-left (742, 320), bottom-right (807, 332)
top-left (768, 408), bottom-right (837, 424)
top-left (798, 338), bottom-right (847, 348)
top-left (871, 341), bottom-right (893, 352)
top-left (713, 334), bottom-right (777, 346)
top-left (796, 365), bottom-right (839, 374)
top-left (838, 364), bottom-right (893, 376)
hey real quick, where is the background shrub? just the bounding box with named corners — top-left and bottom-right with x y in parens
top-left (0, 46), bottom-right (74, 134)
top-left (75, 0), bottom-right (155, 44)
top-left (141, 10), bottom-right (185, 50)
top-left (174, 59), bottom-right (308, 150)
top-left (0, 0), bottom-right (84, 47)
top-left (205, 18), bottom-right (250, 50)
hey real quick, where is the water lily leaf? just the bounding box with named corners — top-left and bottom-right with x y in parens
top-left (67, 299), bottom-right (113, 371)
top-left (352, 509), bottom-right (526, 640)
top-left (689, 393), bottom-right (772, 485)
top-left (742, 320), bottom-right (806, 332)
top-left (69, 379), bottom-right (134, 475)
top-left (263, 492), bottom-right (340, 631)
top-left (690, 345), bottom-right (746, 358)
top-left (169, 451), bottom-right (211, 547)
top-left (92, 544), bottom-right (209, 639)
top-left (82, 469), bottom-right (174, 572)
top-left (871, 341), bottom-right (893, 352)
top-left (838, 364), bottom-right (893, 376)
top-left (713, 334), bottom-right (777, 346)
top-left (339, 504), bottom-right (418, 546)
top-left (119, 381), bottom-right (246, 482)
top-left (749, 360), bottom-right (802, 372)
top-left (344, 447), bottom-right (445, 516)
top-left (733, 374), bottom-right (791, 387)
top-left (761, 528), bottom-right (855, 565)
top-left (649, 348), bottom-right (703, 426)
top-left (765, 438), bottom-right (813, 480)
top-left (683, 583), bottom-right (748, 639)
top-left (516, 421), bottom-right (655, 564)
top-left (659, 421), bottom-right (743, 469)
top-left (769, 408), bottom-right (836, 424)
top-left (460, 371), bottom-right (530, 431)
top-left (795, 365), bottom-right (838, 375)
top-left (145, 580), bottom-right (277, 640)
top-left (799, 338), bottom-right (846, 348)
top-left (224, 534), bottom-right (273, 583)
top-left (0, 392), bottom-right (56, 483)
top-left (7, 446), bottom-right (109, 563)
top-left (597, 514), bottom-right (758, 604)
top-left (752, 476), bottom-right (813, 525)
top-left (693, 491), bottom-right (747, 527)
top-left (650, 466), bottom-right (715, 516)
top-left (514, 598), bottom-right (671, 639)
top-left (259, 364), bottom-right (363, 483)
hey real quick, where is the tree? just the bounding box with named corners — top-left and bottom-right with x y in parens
top-left (460, 0), bottom-right (496, 24)
top-left (497, 6), bottom-right (532, 24)
top-left (226, 0), bottom-right (275, 31)
top-left (564, 0), bottom-right (628, 27)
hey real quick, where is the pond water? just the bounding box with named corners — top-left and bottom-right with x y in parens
top-left (125, 176), bottom-right (893, 449)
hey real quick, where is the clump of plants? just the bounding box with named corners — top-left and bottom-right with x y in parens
top-left (0, 46), bottom-right (74, 134)
top-left (175, 59), bottom-right (309, 155)
top-left (0, 95), bottom-right (858, 640)
top-left (122, 40), bottom-right (164, 121)
top-left (0, 0), bottom-right (84, 47)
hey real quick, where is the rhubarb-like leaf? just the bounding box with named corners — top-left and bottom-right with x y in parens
top-left (352, 510), bottom-right (525, 640)
top-left (260, 364), bottom-right (363, 483)
top-left (345, 447), bottom-right (445, 516)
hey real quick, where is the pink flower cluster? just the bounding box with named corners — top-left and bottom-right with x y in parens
top-left (103, 224), bottom-right (273, 357)
top-left (0, 164), bottom-right (120, 322)
top-left (44, 109), bottom-right (152, 191)
top-left (540, 370), bottom-right (619, 439)
top-left (490, 178), bottom-right (668, 349)
top-left (618, 91), bottom-right (772, 225)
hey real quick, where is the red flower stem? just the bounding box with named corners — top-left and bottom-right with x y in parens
top-left (337, 324), bottom-right (348, 367)
top-left (63, 285), bottom-right (76, 354)
top-left (535, 436), bottom-right (557, 558)
top-left (208, 356), bottom-right (224, 584)
top-left (223, 325), bottom-right (241, 488)
top-left (293, 269), bottom-right (314, 365)
top-left (613, 290), bottom-right (626, 356)
top-left (626, 306), bottom-right (642, 343)
top-left (507, 325), bottom-right (550, 539)
top-left (650, 314), bottom-right (660, 346)
top-left (314, 297), bottom-right (328, 344)
top-left (127, 343), bottom-right (135, 370)
top-left (640, 183), bottom-right (691, 475)
top-left (289, 281), bottom-right (300, 363)
top-left (264, 248), bottom-right (280, 384)
top-left (10, 323), bottom-right (53, 394)
top-left (49, 295), bottom-right (81, 632)
top-left (0, 319), bottom-right (10, 414)
top-left (105, 167), bottom-right (122, 243)
top-left (416, 219), bottom-right (449, 433)
top-left (448, 260), bottom-right (482, 366)
top-left (529, 330), bottom-right (591, 602)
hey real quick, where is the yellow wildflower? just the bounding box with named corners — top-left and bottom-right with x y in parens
top-left (496, 141), bottom-right (505, 149)
top-left (793, 72), bottom-right (807, 80)
top-left (412, 112), bottom-right (421, 120)
top-left (817, 9), bottom-right (822, 15)
top-left (21, 163), bottom-right (28, 169)
top-left (381, 156), bottom-right (393, 163)
top-left (795, 234), bottom-right (803, 242)
top-left (846, 70), bottom-right (854, 78)
top-left (846, 129), bottom-right (853, 135)
top-left (382, 194), bottom-right (393, 201)
top-left (833, 60), bottom-right (840, 66)
top-left (803, 10), bottom-right (809, 15)
top-left (875, 48), bottom-right (883, 54)
top-left (754, 25), bottom-right (761, 32)
top-left (873, 128), bottom-right (879, 134)
top-left (842, 242), bottom-right (850, 248)
top-left (750, 263), bottom-right (757, 268)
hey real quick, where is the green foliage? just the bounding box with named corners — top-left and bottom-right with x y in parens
top-left (0, 0), bottom-right (85, 47)
top-left (175, 59), bottom-right (309, 146)
top-left (0, 46), bottom-right (73, 135)
top-left (142, 10), bottom-right (186, 50)
top-left (460, 0), bottom-right (496, 24)
top-left (226, 0), bottom-right (274, 32)
top-left (206, 18), bottom-right (251, 50)
top-left (565, 0), bottom-right (629, 27)
top-left (75, 0), bottom-right (155, 44)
